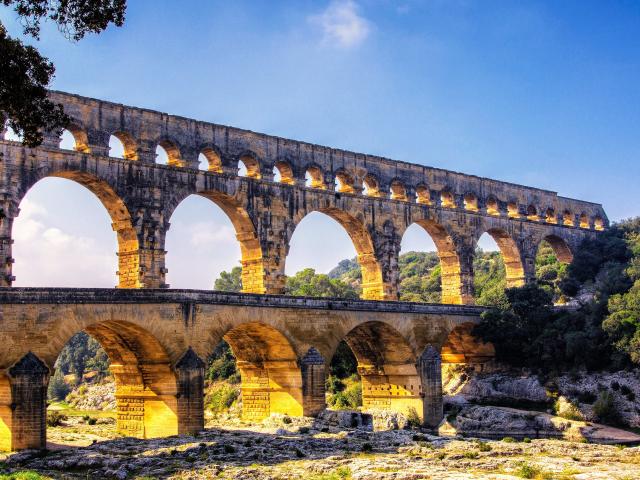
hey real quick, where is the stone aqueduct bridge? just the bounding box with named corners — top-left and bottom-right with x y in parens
top-left (0, 91), bottom-right (607, 450)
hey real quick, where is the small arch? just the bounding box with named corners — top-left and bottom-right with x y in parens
top-left (238, 153), bottom-right (261, 179)
top-left (482, 228), bottom-right (525, 288)
top-left (507, 201), bottom-right (519, 218)
top-left (526, 204), bottom-right (538, 221)
top-left (156, 140), bottom-right (183, 167)
top-left (594, 216), bottom-right (604, 231)
top-left (545, 208), bottom-right (557, 224)
top-left (415, 185), bottom-right (431, 205)
top-left (110, 132), bottom-right (137, 160)
top-left (463, 193), bottom-right (478, 212)
top-left (563, 210), bottom-right (574, 226)
top-left (440, 190), bottom-right (455, 208)
top-left (363, 174), bottom-right (382, 197)
top-left (199, 147), bottom-right (222, 173)
top-left (579, 213), bottom-right (589, 229)
top-left (305, 165), bottom-right (325, 189)
top-left (274, 160), bottom-right (295, 185)
top-left (390, 179), bottom-right (408, 201)
top-left (60, 125), bottom-right (90, 153)
top-left (485, 197), bottom-right (500, 216)
top-left (542, 235), bottom-right (573, 263)
top-left (441, 323), bottom-right (495, 364)
top-left (334, 170), bottom-right (356, 194)
top-left (220, 322), bottom-right (303, 420)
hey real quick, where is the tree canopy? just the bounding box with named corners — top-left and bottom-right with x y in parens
top-left (1, 0), bottom-right (126, 146)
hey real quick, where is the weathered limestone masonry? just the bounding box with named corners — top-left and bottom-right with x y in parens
top-left (0, 91), bottom-right (606, 302)
top-left (0, 289), bottom-right (488, 450)
top-left (0, 91), bottom-right (608, 451)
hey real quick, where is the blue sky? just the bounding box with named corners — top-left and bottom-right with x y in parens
top-left (2, 1), bottom-right (639, 288)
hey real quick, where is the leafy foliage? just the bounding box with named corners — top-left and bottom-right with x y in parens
top-left (206, 341), bottom-right (239, 383)
top-left (1, 0), bottom-right (126, 145)
top-left (285, 268), bottom-right (359, 298)
top-left (214, 266), bottom-right (242, 292)
top-left (56, 332), bottom-right (108, 380)
top-left (47, 367), bottom-right (69, 401)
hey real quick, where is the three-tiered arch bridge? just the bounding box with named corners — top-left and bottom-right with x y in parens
top-left (0, 91), bottom-right (607, 450)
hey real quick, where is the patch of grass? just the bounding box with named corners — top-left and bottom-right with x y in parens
top-left (513, 462), bottom-right (553, 479)
top-left (0, 473), bottom-right (50, 480)
top-left (307, 467), bottom-right (352, 480)
top-left (476, 440), bottom-right (492, 452)
top-left (502, 436), bottom-right (517, 443)
top-left (205, 383), bottom-right (240, 414)
top-left (463, 451), bottom-right (479, 459)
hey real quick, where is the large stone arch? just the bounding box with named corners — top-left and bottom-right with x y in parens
top-left (340, 321), bottom-right (422, 419)
top-left (541, 234), bottom-right (574, 264)
top-left (14, 171), bottom-right (140, 288)
top-left (288, 208), bottom-right (385, 300)
top-left (0, 316), bottom-right (203, 451)
top-left (165, 190), bottom-right (265, 294)
top-left (480, 228), bottom-right (526, 288)
top-left (218, 322), bottom-right (304, 420)
top-left (408, 219), bottom-right (467, 305)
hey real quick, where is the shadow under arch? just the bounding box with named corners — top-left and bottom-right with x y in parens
top-left (219, 322), bottom-right (303, 420)
top-left (410, 219), bottom-right (467, 305)
top-left (541, 234), bottom-right (573, 264)
top-left (480, 228), bottom-right (525, 288)
top-left (15, 172), bottom-right (140, 288)
top-left (290, 208), bottom-right (385, 300)
top-left (340, 321), bottom-right (422, 419)
top-left (441, 322), bottom-right (495, 365)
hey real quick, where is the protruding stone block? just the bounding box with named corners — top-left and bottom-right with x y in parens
top-left (175, 348), bottom-right (205, 435)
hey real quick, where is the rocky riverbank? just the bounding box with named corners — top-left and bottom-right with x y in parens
top-left (4, 415), bottom-right (640, 479)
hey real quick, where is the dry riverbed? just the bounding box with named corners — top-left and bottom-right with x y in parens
top-left (2, 416), bottom-right (640, 480)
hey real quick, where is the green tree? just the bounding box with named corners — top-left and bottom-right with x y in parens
top-left (214, 265), bottom-right (242, 292)
top-left (1, 0), bottom-right (126, 145)
top-left (285, 268), bottom-right (359, 298)
top-left (47, 367), bottom-right (69, 401)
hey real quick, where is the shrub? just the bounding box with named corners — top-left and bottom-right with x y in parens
top-left (514, 462), bottom-right (542, 479)
top-left (205, 383), bottom-right (239, 414)
top-left (502, 437), bottom-right (516, 443)
top-left (593, 391), bottom-right (620, 424)
top-left (361, 442), bottom-right (373, 453)
top-left (476, 441), bottom-right (492, 452)
top-left (405, 407), bottom-right (421, 428)
top-left (46, 410), bottom-right (67, 427)
top-left (87, 417), bottom-right (97, 425)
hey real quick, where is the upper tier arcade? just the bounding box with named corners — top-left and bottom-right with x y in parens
top-left (0, 90), bottom-right (607, 303)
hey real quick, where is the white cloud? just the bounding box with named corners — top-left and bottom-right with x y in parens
top-left (309, 0), bottom-right (371, 49)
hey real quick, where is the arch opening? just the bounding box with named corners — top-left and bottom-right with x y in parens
top-left (415, 185), bottom-right (431, 205)
top-left (486, 197), bottom-right (500, 216)
top-left (507, 201), bottom-right (519, 218)
top-left (59, 126), bottom-right (90, 153)
top-left (167, 192), bottom-right (263, 293)
top-left (526, 204), bottom-right (539, 221)
top-left (463, 193), bottom-right (478, 212)
top-left (594, 216), bottom-right (604, 231)
top-left (12, 175), bottom-right (139, 288)
top-left (535, 238), bottom-right (571, 303)
top-left (238, 154), bottom-right (261, 179)
top-left (442, 323), bottom-right (495, 366)
top-left (390, 180), bottom-right (408, 201)
top-left (563, 210), bottom-right (574, 227)
top-left (287, 209), bottom-right (384, 300)
top-left (219, 322), bottom-right (303, 420)
top-left (156, 141), bottom-right (182, 167)
top-left (477, 229), bottom-right (524, 297)
top-left (579, 213), bottom-right (589, 229)
top-left (109, 132), bottom-right (137, 160)
top-left (401, 220), bottom-right (466, 304)
top-left (199, 148), bottom-right (222, 173)
top-left (273, 161), bottom-right (295, 185)
top-left (334, 170), bottom-right (356, 194)
top-left (336, 322), bottom-right (422, 422)
top-left (545, 208), bottom-right (557, 224)
top-left (363, 174), bottom-right (381, 197)
top-left (440, 190), bottom-right (455, 208)
top-left (305, 165), bottom-right (325, 189)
